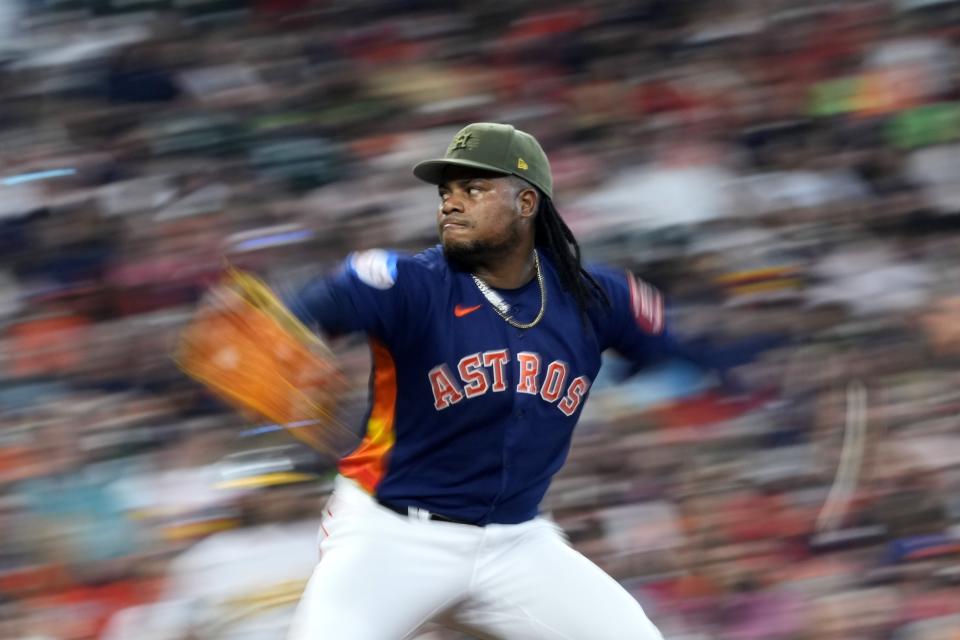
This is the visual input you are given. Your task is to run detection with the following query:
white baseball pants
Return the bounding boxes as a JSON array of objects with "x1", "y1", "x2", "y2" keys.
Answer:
[{"x1": 287, "y1": 476, "x2": 664, "y2": 640}]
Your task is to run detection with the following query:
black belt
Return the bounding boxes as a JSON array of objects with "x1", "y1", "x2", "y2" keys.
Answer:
[{"x1": 377, "y1": 499, "x2": 480, "y2": 527}]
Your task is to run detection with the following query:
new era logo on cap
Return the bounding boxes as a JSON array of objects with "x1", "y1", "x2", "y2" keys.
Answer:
[{"x1": 517, "y1": 158, "x2": 528, "y2": 170}]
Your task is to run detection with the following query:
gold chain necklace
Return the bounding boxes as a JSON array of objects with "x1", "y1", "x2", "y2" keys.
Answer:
[{"x1": 471, "y1": 252, "x2": 546, "y2": 329}]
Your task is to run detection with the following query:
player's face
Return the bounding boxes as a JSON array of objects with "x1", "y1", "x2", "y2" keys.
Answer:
[{"x1": 437, "y1": 168, "x2": 525, "y2": 269}]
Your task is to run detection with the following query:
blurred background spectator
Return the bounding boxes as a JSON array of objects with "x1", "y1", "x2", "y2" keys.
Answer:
[{"x1": 1, "y1": 0, "x2": 960, "y2": 638}]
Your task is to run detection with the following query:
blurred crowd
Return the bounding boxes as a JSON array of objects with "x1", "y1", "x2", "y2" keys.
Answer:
[{"x1": 2, "y1": 0, "x2": 960, "y2": 638}]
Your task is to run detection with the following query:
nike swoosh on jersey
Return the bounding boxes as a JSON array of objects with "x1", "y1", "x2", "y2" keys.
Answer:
[{"x1": 454, "y1": 304, "x2": 482, "y2": 318}]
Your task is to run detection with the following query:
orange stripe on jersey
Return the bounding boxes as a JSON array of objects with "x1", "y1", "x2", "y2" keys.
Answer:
[{"x1": 338, "y1": 339, "x2": 397, "y2": 493}]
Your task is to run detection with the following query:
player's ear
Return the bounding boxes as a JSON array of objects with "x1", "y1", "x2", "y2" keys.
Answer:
[{"x1": 516, "y1": 187, "x2": 538, "y2": 219}]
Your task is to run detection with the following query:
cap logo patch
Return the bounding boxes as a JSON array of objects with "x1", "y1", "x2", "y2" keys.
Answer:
[
  {"x1": 517, "y1": 158, "x2": 528, "y2": 170},
  {"x1": 449, "y1": 133, "x2": 478, "y2": 152}
]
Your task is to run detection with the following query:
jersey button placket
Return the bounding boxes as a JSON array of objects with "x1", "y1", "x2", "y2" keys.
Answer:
[{"x1": 488, "y1": 323, "x2": 525, "y2": 521}]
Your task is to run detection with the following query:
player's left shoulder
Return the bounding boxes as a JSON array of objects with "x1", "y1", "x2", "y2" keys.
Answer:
[{"x1": 587, "y1": 263, "x2": 665, "y2": 336}]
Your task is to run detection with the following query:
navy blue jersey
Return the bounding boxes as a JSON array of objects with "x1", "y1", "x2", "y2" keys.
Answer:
[{"x1": 291, "y1": 246, "x2": 671, "y2": 525}]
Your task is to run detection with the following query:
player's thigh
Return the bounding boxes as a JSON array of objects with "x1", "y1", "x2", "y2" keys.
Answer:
[
  {"x1": 287, "y1": 502, "x2": 475, "y2": 640},
  {"x1": 450, "y1": 521, "x2": 663, "y2": 640}
]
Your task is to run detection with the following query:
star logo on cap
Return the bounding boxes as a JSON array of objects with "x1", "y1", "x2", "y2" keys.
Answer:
[{"x1": 449, "y1": 133, "x2": 478, "y2": 152}]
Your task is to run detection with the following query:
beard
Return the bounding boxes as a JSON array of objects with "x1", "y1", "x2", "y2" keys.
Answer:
[{"x1": 442, "y1": 221, "x2": 523, "y2": 273}]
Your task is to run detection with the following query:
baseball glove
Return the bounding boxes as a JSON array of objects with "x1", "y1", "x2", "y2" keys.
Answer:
[{"x1": 175, "y1": 268, "x2": 349, "y2": 455}]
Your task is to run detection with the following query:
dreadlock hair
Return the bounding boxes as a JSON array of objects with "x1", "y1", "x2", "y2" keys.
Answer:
[{"x1": 533, "y1": 193, "x2": 611, "y2": 322}]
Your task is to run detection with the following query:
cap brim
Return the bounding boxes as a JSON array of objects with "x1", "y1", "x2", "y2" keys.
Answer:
[{"x1": 413, "y1": 158, "x2": 512, "y2": 186}]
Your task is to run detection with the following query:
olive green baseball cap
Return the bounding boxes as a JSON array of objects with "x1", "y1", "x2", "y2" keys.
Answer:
[{"x1": 413, "y1": 123, "x2": 553, "y2": 198}]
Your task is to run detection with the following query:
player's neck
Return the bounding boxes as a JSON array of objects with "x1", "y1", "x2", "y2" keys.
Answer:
[{"x1": 472, "y1": 244, "x2": 537, "y2": 289}]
